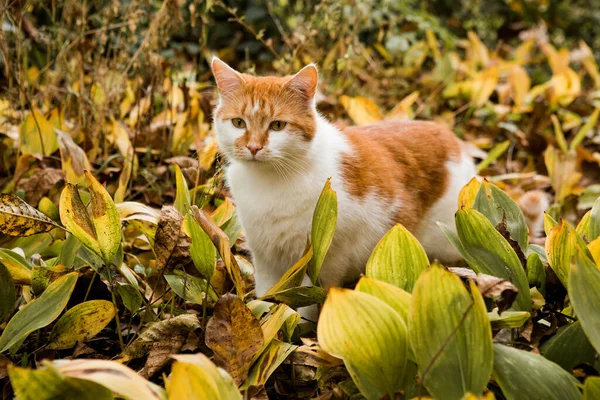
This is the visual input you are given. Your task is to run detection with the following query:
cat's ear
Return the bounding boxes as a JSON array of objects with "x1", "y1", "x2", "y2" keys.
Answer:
[
  {"x1": 286, "y1": 64, "x2": 318, "y2": 99},
  {"x1": 211, "y1": 57, "x2": 244, "y2": 93}
]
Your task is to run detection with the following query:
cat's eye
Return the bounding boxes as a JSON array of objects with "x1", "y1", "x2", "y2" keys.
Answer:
[
  {"x1": 269, "y1": 121, "x2": 287, "y2": 131},
  {"x1": 231, "y1": 118, "x2": 246, "y2": 129}
]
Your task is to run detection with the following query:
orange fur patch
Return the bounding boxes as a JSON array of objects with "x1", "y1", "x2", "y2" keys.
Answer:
[{"x1": 340, "y1": 120, "x2": 462, "y2": 231}]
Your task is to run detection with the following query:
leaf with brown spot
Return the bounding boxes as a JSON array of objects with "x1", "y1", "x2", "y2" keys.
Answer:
[
  {"x1": 205, "y1": 294, "x2": 264, "y2": 386},
  {"x1": 0, "y1": 194, "x2": 61, "y2": 237},
  {"x1": 59, "y1": 184, "x2": 102, "y2": 258},
  {"x1": 16, "y1": 168, "x2": 64, "y2": 205},
  {"x1": 56, "y1": 129, "x2": 92, "y2": 184}
]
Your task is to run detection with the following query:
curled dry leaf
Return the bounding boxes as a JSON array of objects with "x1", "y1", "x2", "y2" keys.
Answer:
[
  {"x1": 0, "y1": 193, "x2": 61, "y2": 236},
  {"x1": 205, "y1": 293, "x2": 264, "y2": 386},
  {"x1": 153, "y1": 205, "x2": 185, "y2": 273},
  {"x1": 56, "y1": 129, "x2": 92, "y2": 184},
  {"x1": 16, "y1": 168, "x2": 64, "y2": 205},
  {"x1": 448, "y1": 267, "x2": 519, "y2": 313}
]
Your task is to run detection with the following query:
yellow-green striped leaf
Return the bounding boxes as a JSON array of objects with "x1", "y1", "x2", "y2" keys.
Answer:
[
  {"x1": 307, "y1": 178, "x2": 337, "y2": 284},
  {"x1": 569, "y1": 248, "x2": 600, "y2": 354},
  {"x1": 355, "y1": 276, "x2": 412, "y2": 322},
  {"x1": 547, "y1": 219, "x2": 592, "y2": 287}
]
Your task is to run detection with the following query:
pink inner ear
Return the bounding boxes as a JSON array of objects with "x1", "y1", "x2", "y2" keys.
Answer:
[
  {"x1": 212, "y1": 59, "x2": 244, "y2": 93},
  {"x1": 287, "y1": 65, "x2": 318, "y2": 98}
]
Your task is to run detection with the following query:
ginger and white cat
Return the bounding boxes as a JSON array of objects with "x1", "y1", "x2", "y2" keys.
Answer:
[{"x1": 211, "y1": 58, "x2": 477, "y2": 297}]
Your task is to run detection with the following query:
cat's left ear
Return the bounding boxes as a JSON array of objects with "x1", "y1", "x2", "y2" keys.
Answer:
[
  {"x1": 286, "y1": 64, "x2": 318, "y2": 99},
  {"x1": 211, "y1": 57, "x2": 244, "y2": 93}
]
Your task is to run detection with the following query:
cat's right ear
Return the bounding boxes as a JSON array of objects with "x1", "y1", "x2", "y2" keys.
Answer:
[{"x1": 211, "y1": 57, "x2": 244, "y2": 93}]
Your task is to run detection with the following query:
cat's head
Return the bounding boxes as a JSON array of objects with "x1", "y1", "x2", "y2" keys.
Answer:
[{"x1": 211, "y1": 58, "x2": 318, "y2": 164}]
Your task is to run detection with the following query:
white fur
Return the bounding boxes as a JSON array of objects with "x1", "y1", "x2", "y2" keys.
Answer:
[{"x1": 215, "y1": 112, "x2": 475, "y2": 297}]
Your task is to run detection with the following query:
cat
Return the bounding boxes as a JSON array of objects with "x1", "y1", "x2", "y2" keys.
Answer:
[{"x1": 211, "y1": 58, "x2": 477, "y2": 298}]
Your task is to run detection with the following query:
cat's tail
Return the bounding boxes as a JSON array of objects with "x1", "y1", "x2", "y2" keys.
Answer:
[{"x1": 517, "y1": 190, "x2": 550, "y2": 238}]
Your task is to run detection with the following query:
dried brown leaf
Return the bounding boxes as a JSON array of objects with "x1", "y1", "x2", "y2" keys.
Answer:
[
  {"x1": 448, "y1": 267, "x2": 518, "y2": 313},
  {"x1": 154, "y1": 206, "x2": 185, "y2": 274},
  {"x1": 16, "y1": 168, "x2": 64, "y2": 205},
  {"x1": 205, "y1": 293, "x2": 264, "y2": 386}
]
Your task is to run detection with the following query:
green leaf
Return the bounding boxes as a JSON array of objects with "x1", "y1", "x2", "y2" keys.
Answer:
[
  {"x1": 168, "y1": 354, "x2": 242, "y2": 400},
  {"x1": 541, "y1": 321, "x2": 596, "y2": 370},
  {"x1": 476, "y1": 139, "x2": 510, "y2": 172},
  {"x1": 472, "y1": 181, "x2": 529, "y2": 252},
  {"x1": 307, "y1": 178, "x2": 337, "y2": 285},
  {"x1": 8, "y1": 365, "x2": 113, "y2": 400},
  {"x1": 584, "y1": 377, "x2": 600, "y2": 400},
  {"x1": 355, "y1": 276, "x2": 412, "y2": 322},
  {"x1": 0, "y1": 261, "x2": 16, "y2": 323},
  {"x1": 56, "y1": 233, "x2": 82, "y2": 269},
  {"x1": 488, "y1": 310, "x2": 530, "y2": 329},
  {"x1": 117, "y1": 284, "x2": 143, "y2": 313},
  {"x1": 526, "y1": 252, "x2": 546, "y2": 295},
  {"x1": 164, "y1": 272, "x2": 217, "y2": 305},
  {"x1": 0, "y1": 248, "x2": 32, "y2": 285},
  {"x1": 569, "y1": 248, "x2": 600, "y2": 354},
  {"x1": 409, "y1": 266, "x2": 493, "y2": 400},
  {"x1": 551, "y1": 114, "x2": 569, "y2": 154},
  {"x1": 265, "y1": 245, "x2": 313, "y2": 295},
  {"x1": 453, "y1": 208, "x2": 531, "y2": 311},
  {"x1": 47, "y1": 300, "x2": 116, "y2": 349},
  {"x1": 184, "y1": 213, "x2": 217, "y2": 280},
  {"x1": 261, "y1": 285, "x2": 326, "y2": 308},
  {"x1": 318, "y1": 288, "x2": 408, "y2": 400},
  {"x1": 365, "y1": 224, "x2": 428, "y2": 292},
  {"x1": 174, "y1": 164, "x2": 191, "y2": 214},
  {"x1": 0, "y1": 194, "x2": 61, "y2": 237},
  {"x1": 492, "y1": 344, "x2": 581, "y2": 400},
  {"x1": 85, "y1": 171, "x2": 122, "y2": 265},
  {"x1": 547, "y1": 219, "x2": 592, "y2": 287},
  {"x1": 0, "y1": 272, "x2": 78, "y2": 352},
  {"x1": 544, "y1": 212, "x2": 558, "y2": 236},
  {"x1": 579, "y1": 197, "x2": 600, "y2": 241},
  {"x1": 243, "y1": 340, "x2": 296, "y2": 389},
  {"x1": 570, "y1": 107, "x2": 600, "y2": 150}
]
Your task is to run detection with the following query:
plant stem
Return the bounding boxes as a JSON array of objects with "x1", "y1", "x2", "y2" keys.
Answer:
[
  {"x1": 105, "y1": 265, "x2": 125, "y2": 350},
  {"x1": 201, "y1": 278, "x2": 210, "y2": 329}
]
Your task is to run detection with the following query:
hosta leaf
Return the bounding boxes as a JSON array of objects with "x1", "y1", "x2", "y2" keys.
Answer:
[
  {"x1": 0, "y1": 194, "x2": 61, "y2": 236},
  {"x1": 544, "y1": 212, "x2": 558, "y2": 236},
  {"x1": 409, "y1": 267, "x2": 492, "y2": 400},
  {"x1": 85, "y1": 171, "x2": 122, "y2": 264},
  {"x1": 184, "y1": 213, "x2": 217, "y2": 280},
  {"x1": 569, "y1": 248, "x2": 600, "y2": 354},
  {"x1": 458, "y1": 177, "x2": 481, "y2": 209},
  {"x1": 0, "y1": 261, "x2": 16, "y2": 323},
  {"x1": 365, "y1": 224, "x2": 428, "y2": 292},
  {"x1": 55, "y1": 359, "x2": 166, "y2": 400},
  {"x1": 585, "y1": 377, "x2": 600, "y2": 400},
  {"x1": 19, "y1": 109, "x2": 58, "y2": 156},
  {"x1": 547, "y1": 219, "x2": 592, "y2": 287},
  {"x1": 60, "y1": 184, "x2": 102, "y2": 258},
  {"x1": 540, "y1": 321, "x2": 596, "y2": 370},
  {"x1": 472, "y1": 180, "x2": 529, "y2": 252},
  {"x1": 453, "y1": 208, "x2": 531, "y2": 311},
  {"x1": 492, "y1": 344, "x2": 581, "y2": 400},
  {"x1": 526, "y1": 252, "x2": 546, "y2": 294},
  {"x1": 117, "y1": 284, "x2": 143, "y2": 313},
  {"x1": 578, "y1": 197, "x2": 600, "y2": 241},
  {"x1": 355, "y1": 276, "x2": 412, "y2": 322},
  {"x1": 164, "y1": 272, "x2": 217, "y2": 305},
  {"x1": 168, "y1": 354, "x2": 241, "y2": 400},
  {"x1": 318, "y1": 288, "x2": 408, "y2": 400},
  {"x1": 0, "y1": 249, "x2": 32, "y2": 285},
  {"x1": 174, "y1": 164, "x2": 191, "y2": 214},
  {"x1": 47, "y1": 300, "x2": 116, "y2": 349},
  {"x1": 205, "y1": 294, "x2": 264, "y2": 386},
  {"x1": 308, "y1": 178, "x2": 337, "y2": 285},
  {"x1": 8, "y1": 365, "x2": 113, "y2": 400},
  {"x1": 0, "y1": 272, "x2": 78, "y2": 352},
  {"x1": 243, "y1": 340, "x2": 296, "y2": 389},
  {"x1": 261, "y1": 285, "x2": 326, "y2": 308},
  {"x1": 488, "y1": 310, "x2": 530, "y2": 329}
]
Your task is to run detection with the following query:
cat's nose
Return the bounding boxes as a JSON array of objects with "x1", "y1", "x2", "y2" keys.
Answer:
[{"x1": 246, "y1": 144, "x2": 263, "y2": 155}]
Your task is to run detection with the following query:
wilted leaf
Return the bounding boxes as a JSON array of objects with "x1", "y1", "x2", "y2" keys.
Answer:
[
  {"x1": 85, "y1": 171, "x2": 122, "y2": 264},
  {"x1": 492, "y1": 344, "x2": 581, "y2": 400},
  {"x1": 458, "y1": 178, "x2": 481, "y2": 209},
  {"x1": 409, "y1": 267, "x2": 492, "y2": 400},
  {"x1": 0, "y1": 194, "x2": 61, "y2": 236},
  {"x1": 0, "y1": 262, "x2": 16, "y2": 323},
  {"x1": 154, "y1": 205, "x2": 184, "y2": 273},
  {"x1": 168, "y1": 354, "x2": 241, "y2": 400},
  {"x1": 59, "y1": 184, "x2": 103, "y2": 258},
  {"x1": 0, "y1": 272, "x2": 78, "y2": 352},
  {"x1": 264, "y1": 245, "x2": 313, "y2": 295},
  {"x1": 544, "y1": 145, "x2": 581, "y2": 202},
  {"x1": 259, "y1": 303, "x2": 300, "y2": 346},
  {"x1": 339, "y1": 96, "x2": 383, "y2": 125},
  {"x1": 540, "y1": 321, "x2": 596, "y2": 370},
  {"x1": 0, "y1": 249, "x2": 32, "y2": 285},
  {"x1": 318, "y1": 288, "x2": 408, "y2": 400},
  {"x1": 569, "y1": 248, "x2": 600, "y2": 354},
  {"x1": 205, "y1": 294, "x2": 264, "y2": 386},
  {"x1": 243, "y1": 340, "x2": 296, "y2": 389},
  {"x1": 31, "y1": 264, "x2": 68, "y2": 295},
  {"x1": 55, "y1": 359, "x2": 166, "y2": 400},
  {"x1": 47, "y1": 300, "x2": 116, "y2": 349},
  {"x1": 308, "y1": 178, "x2": 337, "y2": 285},
  {"x1": 56, "y1": 129, "x2": 92, "y2": 184},
  {"x1": 16, "y1": 168, "x2": 64, "y2": 205},
  {"x1": 211, "y1": 197, "x2": 235, "y2": 227},
  {"x1": 366, "y1": 223, "x2": 428, "y2": 292},
  {"x1": 8, "y1": 365, "x2": 113, "y2": 400}
]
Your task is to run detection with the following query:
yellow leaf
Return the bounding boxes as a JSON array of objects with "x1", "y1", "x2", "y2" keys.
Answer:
[
  {"x1": 471, "y1": 66, "x2": 498, "y2": 107},
  {"x1": 56, "y1": 129, "x2": 92, "y2": 184},
  {"x1": 467, "y1": 31, "x2": 490, "y2": 70},
  {"x1": 551, "y1": 115, "x2": 569, "y2": 154},
  {"x1": 91, "y1": 83, "x2": 106, "y2": 106},
  {"x1": 509, "y1": 65, "x2": 530, "y2": 107},
  {"x1": 308, "y1": 178, "x2": 338, "y2": 284},
  {"x1": 458, "y1": 178, "x2": 482, "y2": 209},
  {"x1": 588, "y1": 237, "x2": 600, "y2": 266},
  {"x1": 85, "y1": 171, "x2": 122, "y2": 264},
  {"x1": 546, "y1": 220, "x2": 591, "y2": 287},
  {"x1": 199, "y1": 136, "x2": 219, "y2": 170},
  {"x1": 514, "y1": 39, "x2": 535, "y2": 64},
  {"x1": 211, "y1": 197, "x2": 234, "y2": 227},
  {"x1": 544, "y1": 146, "x2": 582, "y2": 201},
  {"x1": 386, "y1": 91, "x2": 419, "y2": 120},
  {"x1": 339, "y1": 95, "x2": 383, "y2": 125},
  {"x1": 0, "y1": 194, "x2": 61, "y2": 237},
  {"x1": 19, "y1": 109, "x2": 58, "y2": 156},
  {"x1": 59, "y1": 184, "x2": 102, "y2": 258}
]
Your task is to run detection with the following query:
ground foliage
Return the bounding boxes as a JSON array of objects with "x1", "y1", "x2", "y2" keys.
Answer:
[{"x1": 1, "y1": 0, "x2": 600, "y2": 399}]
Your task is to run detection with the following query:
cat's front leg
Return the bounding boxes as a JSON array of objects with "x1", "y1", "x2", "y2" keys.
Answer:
[{"x1": 252, "y1": 252, "x2": 281, "y2": 298}]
